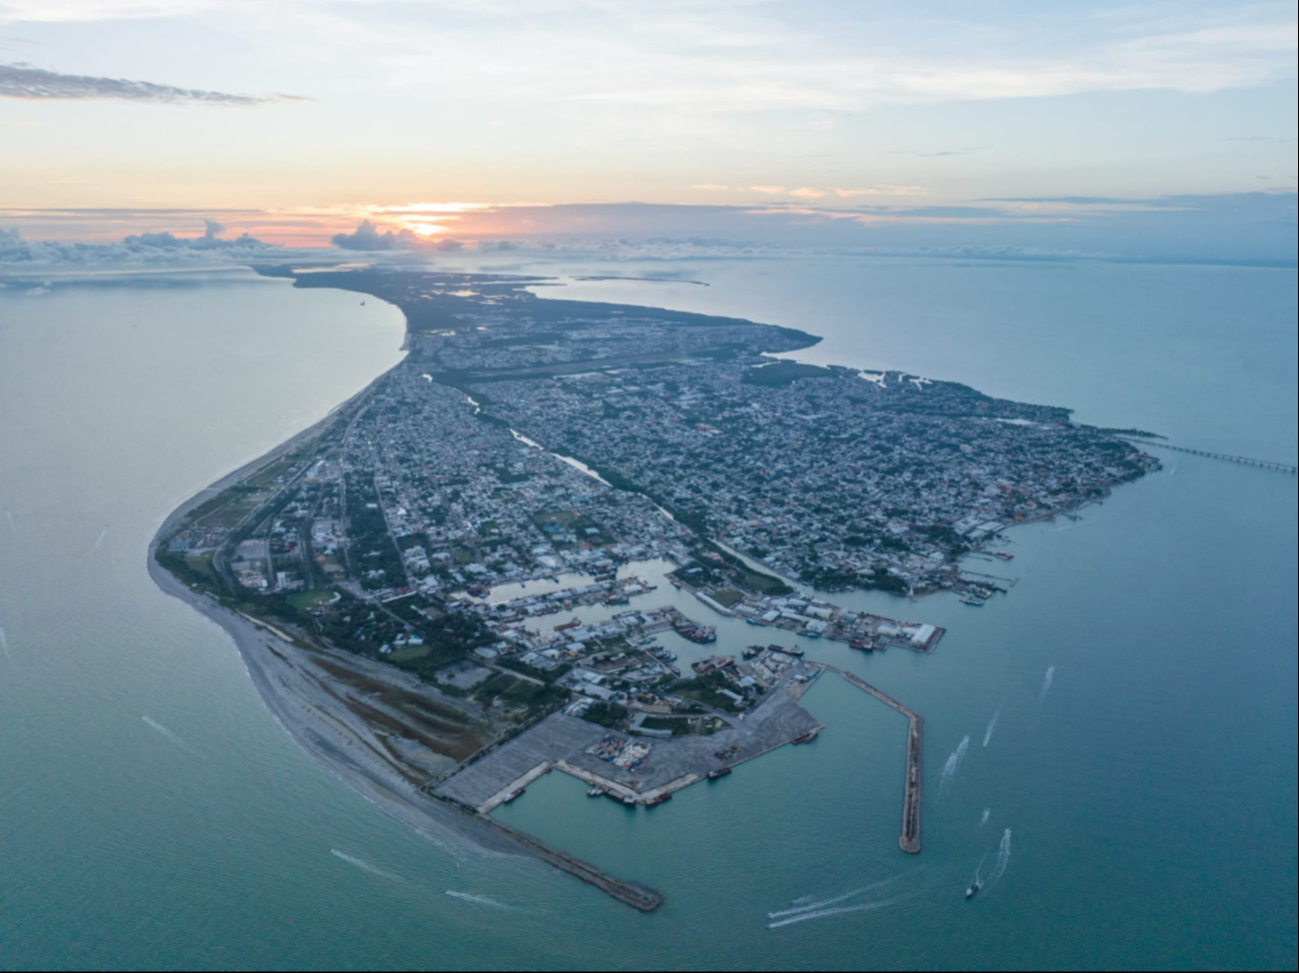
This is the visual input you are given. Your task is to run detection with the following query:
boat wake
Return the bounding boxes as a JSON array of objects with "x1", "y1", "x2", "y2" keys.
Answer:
[
  {"x1": 0, "y1": 624, "x2": 11, "y2": 667},
  {"x1": 982, "y1": 707, "x2": 1002, "y2": 747},
  {"x1": 940, "y1": 734, "x2": 970, "y2": 788},
  {"x1": 141, "y1": 715, "x2": 200, "y2": 756},
  {"x1": 1039, "y1": 666, "x2": 1055, "y2": 701},
  {"x1": 980, "y1": 807, "x2": 991, "y2": 825},
  {"x1": 985, "y1": 829, "x2": 1012, "y2": 889},
  {"x1": 331, "y1": 849, "x2": 408, "y2": 885},
  {"x1": 445, "y1": 890, "x2": 516, "y2": 910},
  {"x1": 767, "y1": 875, "x2": 909, "y2": 929},
  {"x1": 767, "y1": 897, "x2": 905, "y2": 929}
]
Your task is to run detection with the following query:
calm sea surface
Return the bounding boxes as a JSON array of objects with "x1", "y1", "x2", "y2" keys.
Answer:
[{"x1": 0, "y1": 260, "x2": 1294, "y2": 970}]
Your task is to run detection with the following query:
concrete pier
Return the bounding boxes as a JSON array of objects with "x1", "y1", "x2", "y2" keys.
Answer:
[
  {"x1": 823, "y1": 665, "x2": 923, "y2": 854},
  {"x1": 428, "y1": 791, "x2": 663, "y2": 912}
]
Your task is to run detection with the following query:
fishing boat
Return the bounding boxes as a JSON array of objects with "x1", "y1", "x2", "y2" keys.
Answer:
[
  {"x1": 586, "y1": 786, "x2": 605, "y2": 798},
  {"x1": 706, "y1": 767, "x2": 732, "y2": 781},
  {"x1": 965, "y1": 882, "x2": 979, "y2": 900}
]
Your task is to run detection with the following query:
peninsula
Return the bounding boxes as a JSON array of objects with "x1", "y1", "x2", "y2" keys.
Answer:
[{"x1": 151, "y1": 266, "x2": 1158, "y2": 908}]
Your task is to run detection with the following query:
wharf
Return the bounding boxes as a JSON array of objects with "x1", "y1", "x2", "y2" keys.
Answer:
[
  {"x1": 435, "y1": 686, "x2": 822, "y2": 811},
  {"x1": 822, "y1": 665, "x2": 923, "y2": 854}
]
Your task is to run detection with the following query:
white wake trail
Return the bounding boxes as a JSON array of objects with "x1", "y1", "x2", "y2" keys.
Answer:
[
  {"x1": 768, "y1": 897, "x2": 905, "y2": 929},
  {"x1": 1039, "y1": 666, "x2": 1055, "y2": 700},
  {"x1": 141, "y1": 715, "x2": 200, "y2": 756},
  {"x1": 985, "y1": 829, "x2": 1013, "y2": 889},
  {"x1": 445, "y1": 890, "x2": 515, "y2": 910},
  {"x1": 331, "y1": 849, "x2": 407, "y2": 884},
  {"x1": 940, "y1": 734, "x2": 971, "y2": 787},
  {"x1": 983, "y1": 706, "x2": 1002, "y2": 747},
  {"x1": 980, "y1": 807, "x2": 991, "y2": 825},
  {"x1": 769, "y1": 878, "x2": 903, "y2": 919}
]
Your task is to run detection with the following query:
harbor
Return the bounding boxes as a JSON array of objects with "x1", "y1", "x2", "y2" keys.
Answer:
[{"x1": 433, "y1": 666, "x2": 826, "y2": 813}]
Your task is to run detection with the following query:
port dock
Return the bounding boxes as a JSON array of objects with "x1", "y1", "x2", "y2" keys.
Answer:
[{"x1": 822, "y1": 665, "x2": 923, "y2": 854}]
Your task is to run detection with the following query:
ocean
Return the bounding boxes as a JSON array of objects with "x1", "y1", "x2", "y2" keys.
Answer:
[{"x1": 0, "y1": 258, "x2": 1294, "y2": 970}]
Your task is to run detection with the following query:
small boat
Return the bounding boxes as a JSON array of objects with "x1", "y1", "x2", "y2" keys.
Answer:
[
  {"x1": 621, "y1": 794, "x2": 637, "y2": 806},
  {"x1": 707, "y1": 767, "x2": 732, "y2": 781},
  {"x1": 587, "y1": 786, "x2": 605, "y2": 798},
  {"x1": 501, "y1": 788, "x2": 525, "y2": 804},
  {"x1": 965, "y1": 882, "x2": 979, "y2": 900}
]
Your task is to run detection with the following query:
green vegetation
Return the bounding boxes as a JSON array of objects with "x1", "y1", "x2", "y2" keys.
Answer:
[
  {"x1": 708, "y1": 586, "x2": 745, "y2": 608},
  {"x1": 581, "y1": 701, "x2": 629, "y2": 727},
  {"x1": 287, "y1": 589, "x2": 336, "y2": 610},
  {"x1": 388, "y1": 643, "x2": 432, "y2": 663},
  {"x1": 674, "y1": 673, "x2": 744, "y2": 712},
  {"x1": 741, "y1": 361, "x2": 836, "y2": 386}
]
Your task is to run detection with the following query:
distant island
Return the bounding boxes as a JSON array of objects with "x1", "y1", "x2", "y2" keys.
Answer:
[{"x1": 150, "y1": 266, "x2": 1158, "y2": 910}]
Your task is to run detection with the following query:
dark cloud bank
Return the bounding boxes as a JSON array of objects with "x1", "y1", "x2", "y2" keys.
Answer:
[{"x1": 0, "y1": 62, "x2": 293, "y2": 105}]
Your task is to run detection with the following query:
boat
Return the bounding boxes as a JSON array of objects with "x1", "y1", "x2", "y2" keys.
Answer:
[
  {"x1": 792, "y1": 728, "x2": 819, "y2": 745},
  {"x1": 621, "y1": 794, "x2": 637, "y2": 806},
  {"x1": 586, "y1": 786, "x2": 605, "y2": 798},
  {"x1": 645, "y1": 792, "x2": 673, "y2": 807},
  {"x1": 769, "y1": 644, "x2": 803, "y2": 657},
  {"x1": 965, "y1": 882, "x2": 979, "y2": 899},
  {"x1": 961, "y1": 596, "x2": 986, "y2": 607},
  {"x1": 500, "y1": 788, "x2": 525, "y2": 804},
  {"x1": 707, "y1": 767, "x2": 732, "y2": 781}
]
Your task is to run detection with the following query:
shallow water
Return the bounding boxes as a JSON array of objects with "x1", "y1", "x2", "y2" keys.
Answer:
[{"x1": 0, "y1": 261, "x2": 1294, "y2": 969}]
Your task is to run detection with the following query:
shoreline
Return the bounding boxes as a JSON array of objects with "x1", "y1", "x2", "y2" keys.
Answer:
[
  {"x1": 145, "y1": 265, "x2": 1158, "y2": 914},
  {"x1": 146, "y1": 382, "x2": 664, "y2": 912}
]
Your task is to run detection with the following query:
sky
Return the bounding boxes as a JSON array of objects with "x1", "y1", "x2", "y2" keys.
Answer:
[{"x1": 0, "y1": 1, "x2": 1295, "y2": 258}]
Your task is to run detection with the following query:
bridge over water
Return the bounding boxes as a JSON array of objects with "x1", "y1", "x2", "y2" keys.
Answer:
[{"x1": 1123, "y1": 438, "x2": 1296, "y2": 475}]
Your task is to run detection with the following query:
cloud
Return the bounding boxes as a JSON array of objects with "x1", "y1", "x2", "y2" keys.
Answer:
[
  {"x1": 330, "y1": 220, "x2": 419, "y2": 251},
  {"x1": 0, "y1": 222, "x2": 279, "y2": 266},
  {"x1": 331, "y1": 220, "x2": 474, "y2": 252},
  {"x1": 0, "y1": 62, "x2": 295, "y2": 104}
]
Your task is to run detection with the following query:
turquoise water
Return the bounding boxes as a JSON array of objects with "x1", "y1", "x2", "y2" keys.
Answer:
[{"x1": 0, "y1": 261, "x2": 1294, "y2": 969}]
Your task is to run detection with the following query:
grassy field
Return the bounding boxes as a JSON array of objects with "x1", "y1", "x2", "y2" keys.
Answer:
[
  {"x1": 389, "y1": 644, "x2": 432, "y2": 663},
  {"x1": 287, "y1": 589, "x2": 337, "y2": 610}
]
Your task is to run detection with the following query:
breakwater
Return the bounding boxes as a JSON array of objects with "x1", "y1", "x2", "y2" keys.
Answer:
[
  {"x1": 822, "y1": 666, "x2": 923, "y2": 854},
  {"x1": 429, "y1": 792, "x2": 663, "y2": 912}
]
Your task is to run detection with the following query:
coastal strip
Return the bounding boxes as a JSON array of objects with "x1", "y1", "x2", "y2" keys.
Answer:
[
  {"x1": 147, "y1": 407, "x2": 664, "y2": 913},
  {"x1": 822, "y1": 666, "x2": 923, "y2": 854}
]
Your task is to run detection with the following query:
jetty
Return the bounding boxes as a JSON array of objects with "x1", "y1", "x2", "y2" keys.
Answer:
[
  {"x1": 823, "y1": 665, "x2": 923, "y2": 854},
  {"x1": 428, "y1": 790, "x2": 662, "y2": 911},
  {"x1": 1122, "y1": 437, "x2": 1297, "y2": 475}
]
